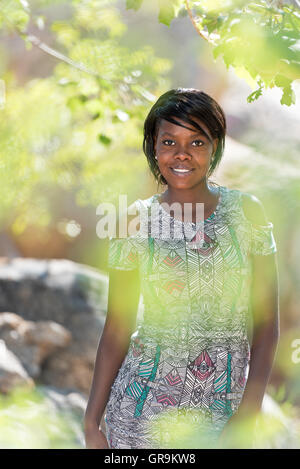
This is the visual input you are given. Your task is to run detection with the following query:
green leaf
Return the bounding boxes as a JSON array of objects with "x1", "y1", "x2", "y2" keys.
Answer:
[
  {"x1": 203, "y1": 16, "x2": 219, "y2": 34},
  {"x1": 98, "y1": 134, "x2": 112, "y2": 145},
  {"x1": 1, "y1": 8, "x2": 29, "y2": 33},
  {"x1": 158, "y1": 0, "x2": 182, "y2": 27},
  {"x1": 126, "y1": 0, "x2": 144, "y2": 11},
  {"x1": 274, "y1": 74, "x2": 292, "y2": 88},
  {"x1": 212, "y1": 44, "x2": 223, "y2": 60},
  {"x1": 281, "y1": 85, "x2": 296, "y2": 106},
  {"x1": 247, "y1": 82, "x2": 264, "y2": 103}
]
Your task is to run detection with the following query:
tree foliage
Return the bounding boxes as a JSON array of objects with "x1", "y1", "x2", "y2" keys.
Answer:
[
  {"x1": 0, "y1": 0, "x2": 299, "y2": 235},
  {"x1": 0, "y1": 0, "x2": 172, "y2": 229},
  {"x1": 126, "y1": 0, "x2": 300, "y2": 105}
]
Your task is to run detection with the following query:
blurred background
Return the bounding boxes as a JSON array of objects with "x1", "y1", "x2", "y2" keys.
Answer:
[{"x1": 0, "y1": 0, "x2": 299, "y2": 448}]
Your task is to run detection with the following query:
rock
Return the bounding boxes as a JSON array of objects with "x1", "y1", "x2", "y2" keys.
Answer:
[
  {"x1": 0, "y1": 312, "x2": 23, "y2": 329},
  {"x1": 0, "y1": 258, "x2": 139, "y2": 395},
  {"x1": 0, "y1": 312, "x2": 71, "y2": 378},
  {"x1": 38, "y1": 384, "x2": 87, "y2": 417},
  {"x1": 0, "y1": 339, "x2": 34, "y2": 393},
  {"x1": 40, "y1": 313, "x2": 105, "y2": 395},
  {"x1": 0, "y1": 258, "x2": 108, "y2": 393},
  {"x1": 24, "y1": 320, "x2": 72, "y2": 361},
  {"x1": 0, "y1": 258, "x2": 108, "y2": 325}
]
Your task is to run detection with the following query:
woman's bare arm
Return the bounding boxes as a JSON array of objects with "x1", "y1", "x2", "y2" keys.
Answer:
[
  {"x1": 220, "y1": 194, "x2": 279, "y2": 448},
  {"x1": 238, "y1": 193, "x2": 280, "y2": 415},
  {"x1": 84, "y1": 264, "x2": 140, "y2": 436},
  {"x1": 238, "y1": 250, "x2": 279, "y2": 415}
]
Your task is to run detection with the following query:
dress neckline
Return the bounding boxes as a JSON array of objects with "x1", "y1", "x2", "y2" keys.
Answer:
[{"x1": 151, "y1": 185, "x2": 225, "y2": 226}]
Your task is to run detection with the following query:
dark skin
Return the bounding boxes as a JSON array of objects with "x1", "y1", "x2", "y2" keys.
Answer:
[
  {"x1": 154, "y1": 116, "x2": 219, "y2": 221},
  {"x1": 84, "y1": 258, "x2": 140, "y2": 448},
  {"x1": 84, "y1": 115, "x2": 279, "y2": 449},
  {"x1": 219, "y1": 194, "x2": 279, "y2": 448}
]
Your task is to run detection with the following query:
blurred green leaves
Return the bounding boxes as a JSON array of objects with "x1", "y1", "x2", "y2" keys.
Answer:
[
  {"x1": 0, "y1": 0, "x2": 298, "y2": 237},
  {"x1": 157, "y1": 0, "x2": 185, "y2": 26},
  {"x1": 0, "y1": 386, "x2": 82, "y2": 449},
  {"x1": 126, "y1": 0, "x2": 185, "y2": 26},
  {"x1": 0, "y1": 0, "x2": 30, "y2": 33},
  {"x1": 126, "y1": 0, "x2": 144, "y2": 12},
  {"x1": 145, "y1": 404, "x2": 299, "y2": 448},
  {"x1": 0, "y1": 0, "x2": 172, "y2": 228}
]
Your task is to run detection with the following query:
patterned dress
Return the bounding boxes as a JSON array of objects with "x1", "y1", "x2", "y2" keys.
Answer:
[{"x1": 104, "y1": 184, "x2": 277, "y2": 449}]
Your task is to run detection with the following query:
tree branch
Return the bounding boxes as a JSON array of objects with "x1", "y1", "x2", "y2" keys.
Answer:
[
  {"x1": 26, "y1": 34, "x2": 99, "y2": 78},
  {"x1": 1, "y1": 3, "x2": 100, "y2": 79},
  {"x1": 184, "y1": 0, "x2": 209, "y2": 42}
]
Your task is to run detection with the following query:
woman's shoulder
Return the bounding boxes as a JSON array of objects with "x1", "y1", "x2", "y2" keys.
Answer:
[
  {"x1": 114, "y1": 198, "x2": 142, "y2": 239},
  {"x1": 223, "y1": 186, "x2": 269, "y2": 226},
  {"x1": 114, "y1": 195, "x2": 155, "y2": 239},
  {"x1": 239, "y1": 191, "x2": 268, "y2": 226}
]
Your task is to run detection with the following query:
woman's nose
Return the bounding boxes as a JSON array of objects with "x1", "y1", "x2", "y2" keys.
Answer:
[
  {"x1": 174, "y1": 151, "x2": 192, "y2": 160},
  {"x1": 173, "y1": 143, "x2": 192, "y2": 159}
]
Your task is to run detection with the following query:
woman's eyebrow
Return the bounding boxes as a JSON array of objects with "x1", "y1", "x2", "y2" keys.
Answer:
[{"x1": 161, "y1": 131, "x2": 208, "y2": 138}]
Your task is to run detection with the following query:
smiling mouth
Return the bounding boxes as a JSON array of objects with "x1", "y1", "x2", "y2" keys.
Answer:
[{"x1": 170, "y1": 168, "x2": 194, "y2": 175}]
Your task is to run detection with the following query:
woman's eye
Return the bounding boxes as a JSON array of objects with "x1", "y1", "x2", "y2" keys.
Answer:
[{"x1": 162, "y1": 139, "x2": 204, "y2": 146}]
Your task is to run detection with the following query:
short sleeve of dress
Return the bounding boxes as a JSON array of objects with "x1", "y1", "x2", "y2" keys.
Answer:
[
  {"x1": 250, "y1": 221, "x2": 277, "y2": 256},
  {"x1": 106, "y1": 198, "x2": 141, "y2": 271},
  {"x1": 107, "y1": 235, "x2": 139, "y2": 271}
]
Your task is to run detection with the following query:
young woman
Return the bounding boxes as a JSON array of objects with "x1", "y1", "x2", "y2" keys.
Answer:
[{"x1": 84, "y1": 88, "x2": 279, "y2": 449}]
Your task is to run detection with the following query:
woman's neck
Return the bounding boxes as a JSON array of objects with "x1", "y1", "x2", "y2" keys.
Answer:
[
  {"x1": 159, "y1": 182, "x2": 218, "y2": 205},
  {"x1": 158, "y1": 182, "x2": 221, "y2": 223}
]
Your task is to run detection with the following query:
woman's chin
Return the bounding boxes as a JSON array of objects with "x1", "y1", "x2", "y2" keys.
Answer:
[{"x1": 163, "y1": 176, "x2": 206, "y2": 190}]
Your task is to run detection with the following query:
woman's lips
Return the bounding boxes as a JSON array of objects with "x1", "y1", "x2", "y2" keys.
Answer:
[{"x1": 170, "y1": 167, "x2": 195, "y2": 176}]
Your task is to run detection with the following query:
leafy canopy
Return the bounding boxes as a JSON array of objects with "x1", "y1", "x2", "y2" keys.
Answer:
[
  {"x1": 126, "y1": 0, "x2": 300, "y2": 106},
  {"x1": 0, "y1": 0, "x2": 172, "y2": 228}
]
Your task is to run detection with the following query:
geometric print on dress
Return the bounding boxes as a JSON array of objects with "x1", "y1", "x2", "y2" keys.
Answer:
[
  {"x1": 209, "y1": 350, "x2": 234, "y2": 426},
  {"x1": 156, "y1": 393, "x2": 177, "y2": 407},
  {"x1": 127, "y1": 249, "x2": 138, "y2": 265},
  {"x1": 161, "y1": 250, "x2": 186, "y2": 298},
  {"x1": 188, "y1": 350, "x2": 215, "y2": 381},
  {"x1": 163, "y1": 279, "x2": 185, "y2": 296},
  {"x1": 165, "y1": 368, "x2": 183, "y2": 386},
  {"x1": 162, "y1": 251, "x2": 185, "y2": 268},
  {"x1": 132, "y1": 336, "x2": 145, "y2": 358},
  {"x1": 210, "y1": 349, "x2": 230, "y2": 414},
  {"x1": 187, "y1": 230, "x2": 217, "y2": 256},
  {"x1": 175, "y1": 351, "x2": 216, "y2": 411},
  {"x1": 124, "y1": 345, "x2": 161, "y2": 418},
  {"x1": 155, "y1": 368, "x2": 183, "y2": 408},
  {"x1": 160, "y1": 251, "x2": 186, "y2": 297},
  {"x1": 126, "y1": 357, "x2": 154, "y2": 399}
]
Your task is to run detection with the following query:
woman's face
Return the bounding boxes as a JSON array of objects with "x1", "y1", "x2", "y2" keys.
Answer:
[{"x1": 153, "y1": 115, "x2": 218, "y2": 190}]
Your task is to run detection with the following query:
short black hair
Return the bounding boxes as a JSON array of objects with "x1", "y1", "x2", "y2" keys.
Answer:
[{"x1": 143, "y1": 88, "x2": 226, "y2": 186}]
